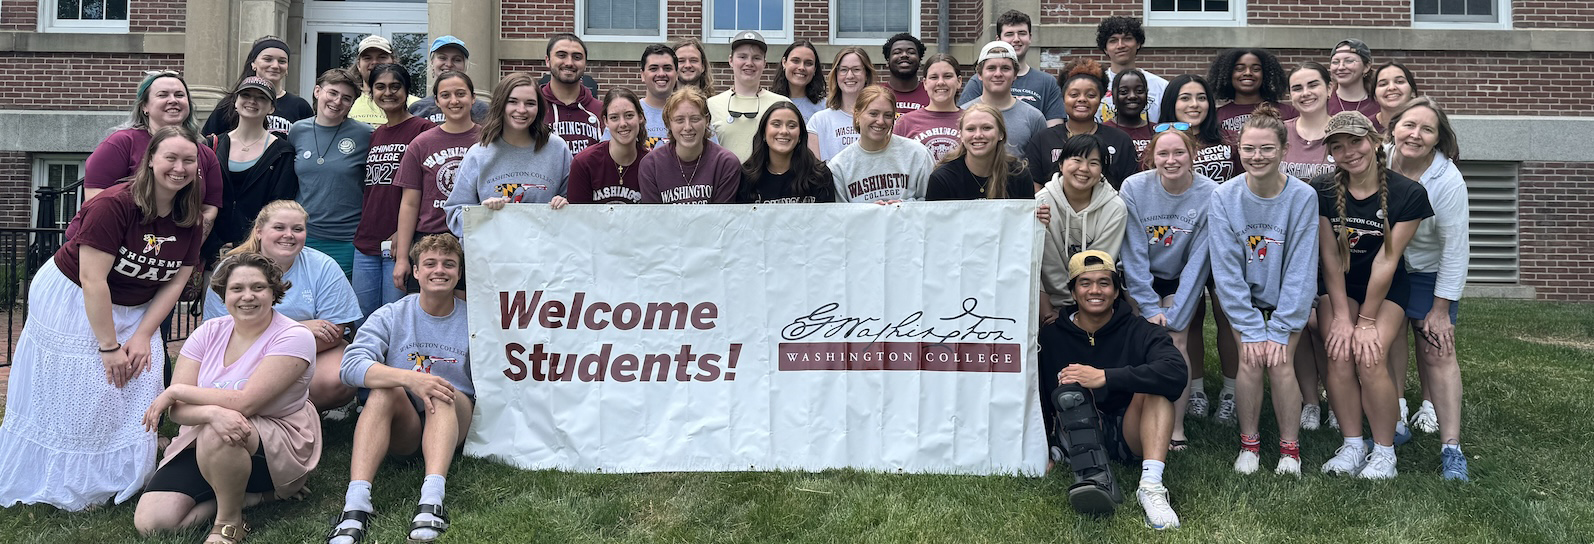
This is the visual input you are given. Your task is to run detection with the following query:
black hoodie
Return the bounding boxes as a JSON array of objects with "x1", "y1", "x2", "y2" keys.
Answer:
[
  {"x1": 202, "y1": 134, "x2": 300, "y2": 260},
  {"x1": 1037, "y1": 297, "x2": 1187, "y2": 446}
]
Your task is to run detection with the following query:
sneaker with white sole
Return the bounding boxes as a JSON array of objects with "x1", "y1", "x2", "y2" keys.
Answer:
[
  {"x1": 1187, "y1": 391, "x2": 1209, "y2": 418},
  {"x1": 1275, "y1": 456, "x2": 1302, "y2": 476},
  {"x1": 1233, "y1": 450, "x2": 1260, "y2": 474},
  {"x1": 1411, "y1": 401, "x2": 1439, "y2": 433},
  {"x1": 1356, "y1": 449, "x2": 1398, "y2": 480},
  {"x1": 1300, "y1": 404, "x2": 1321, "y2": 431},
  {"x1": 1214, "y1": 392, "x2": 1237, "y2": 425},
  {"x1": 1326, "y1": 408, "x2": 1340, "y2": 430},
  {"x1": 1440, "y1": 448, "x2": 1470, "y2": 482},
  {"x1": 323, "y1": 397, "x2": 359, "y2": 421},
  {"x1": 1394, "y1": 422, "x2": 1413, "y2": 447},
  {"x1": 1398, "y1": 398, "x2": 1410, "y2": 424},
  {"x1": 1137, "y1": 483, "x2": 1181, "y2": 530},
  {"x1": 1321, "y1": 444, "x2": 1367, "y2": 475}
]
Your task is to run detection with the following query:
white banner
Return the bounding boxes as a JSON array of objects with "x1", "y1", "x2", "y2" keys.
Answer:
[{"x1": 462, "y1": 202, "x2": 1047, "y2": 475}]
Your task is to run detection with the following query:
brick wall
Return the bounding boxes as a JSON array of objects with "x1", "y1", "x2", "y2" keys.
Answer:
[
  {"x1": 1249, "y1": 0, "x2": 1407, "y2": 26},
  {"x1": 1039, "y1": 0, "x2": 1137, "y2": 25},
  {"x1": 506, "y1": 0, "x2": 981, "y2": 45},
  {"x1": 130, "y1": 0, "x2": 185, "y2": 33},
  {"x1": 1515, "y1": 1, "x2": 1594, "y2": 29},
  {"x1": 0, "y1": 152, "x2": 30, "y2": 229},
  {"x1": 1517, "y1": 162, "x2": 1594, "y2": 301},
  {"x1": 0, "y1": 53, "x2": 185, "y2": 110},
  {"x1": 0, "y1": 0, "x2": 35, "y2": 30}
]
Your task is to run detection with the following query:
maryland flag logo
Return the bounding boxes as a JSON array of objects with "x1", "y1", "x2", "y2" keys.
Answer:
[
  {"x1": 642, "y1": 136, "x2": 666, "y2": 151},
  {"x1": 1341, "y1": 226, "x2": 1383, "y2": 247},
  {"x1": 1246, "y1": 235, "x2": 1284, "y2": 263},
  {"x1": 142, "y1": 234, "x2": 176, "y2": 254},
  {"x1": 494, "y1": 183, "x2": 522, "y2": 198},
  {"x1": 407, "y1": 352, "x2": 458, "y2": 374},
  {"x1": 1146, "y1": 226, "x2": 1192, "y2": 247}
]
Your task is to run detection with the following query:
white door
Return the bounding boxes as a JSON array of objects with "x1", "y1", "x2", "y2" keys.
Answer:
[{"x1": 300, "y1": 2, "x2": 429, "y2": 97}]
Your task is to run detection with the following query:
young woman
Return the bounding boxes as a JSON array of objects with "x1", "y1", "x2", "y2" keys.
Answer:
[
  {"x1": 894, "y1": 53, "x2": 964, "y2": 162},
  {"x1": 202, "y1": 36, "x2": 315, "y2": 136},
  {"x1": 1035, "y1": 134, "x2": 1127, "y2": 324},
  {"x1": 739, "y1": 101, "x2": 835, "y2": 203},
  {"x1": 927, "y1": 103, "x2": 1034, "y2": 200},
  {"x1": 1208, "y1": 48, "x2": 1296, "y2": 142},
  {"x1": 1327, "y1": 39, "x2": 1379, "y2": 121},
  {"x1": 354, "y1": 64, "x2": 435, "y2": 317},
  {"x1": 289, "y1": 68, "x2": 374, "y2": 278},
  {"x1": 808, "y1": 47, "x2": 876, "y2": 161},
  {"x1": 638, "y1": 87, "x2": 742, "y2": 204},
  {"x1": 444, "y1": 72, "x2": 572, "y2": 236},
  {"x1": 673, "y1": 38, "x2": 714, "y2": 96},
  {"x1": 394, "y1": 71, "x2": 480, "y2": 293},
  {"x1": 1023, "y1": 59, "x2": 1138, "y2": 189},
  {"x1": 1209, "y1": 105, "x2": 1317, "y2": 476},
  {"x1": 1118, "y1": 129, "x2": 1217, "y2": 450},
  {"x1": 0, "y1": 127, "x2": 203, "y2": 510},
  {"x1": 1102, "y1": 69, "x2": 1155, "y2": 158},
  {"x1": 569, "y1": 88, "x2": 651, "y2": 204},
  {"x1": 773, "y1": 40, "x2": 826, "y2": 121},
  {"x1": 79, "y1": 71, "x2": 221, "y2": 231},
  {"x1": 828, "y1": 85, "x2": 936, "y2": 203},
  {"x1": 1386, "y1": 97, "x2": 1470, "y2": 480},
  {"x1": 1314, "y1": 111, "x2": 1434, "y2": 480},
  {"x1": 1282, "y1": 62, "x2": 1338, "y2": 181},
  {"x1": 134, "y1": 253, "x2": 320, "y2": 544},
  {"x1": 1373, "y1": 62, "x2": 1421, "y2": 131},
  {"x1": 203, "y1": 76, "x2": 300, "y2": 263},
  {"x1": 1159, "y1": 75, "x2": 1239, "y2": 183}
]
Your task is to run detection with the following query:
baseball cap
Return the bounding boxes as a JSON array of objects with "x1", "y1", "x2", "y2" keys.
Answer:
[
  {"x1": 430, "y1": 35, "x2": 470, "y2": 58},
  {"x1": 1068, "y1": 250, "x2": 1117, "y2": 281},
  {"x1": 977, "y1": 41, "x2": 1018, "y2": 64},
  {"x1": 357, "y1": 35, "x2": 393, "y2": 55},
  {"x1": 234, "y1": 76, "x2": 274, "y2": 97},
  {"x1": 1323, "y1": 111, "x2": 1377, "y2": 140},
  {"x1": 731, "y1": 30, "x2": 767, "y2": 52},
  {"x1": 1331, "y1": 38, "x2": 1372, "y2": 63}
]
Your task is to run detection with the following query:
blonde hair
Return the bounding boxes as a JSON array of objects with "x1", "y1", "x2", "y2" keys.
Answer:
[
  {"x1": 1328, "y1": 131, "x2": 1391, "y2": 273},
  {"x1": 939, "y1": 102, "x2": 1027, "y2": 199},
  {"x1": 227, "y1": 200, "x2": 307, "y2": 258},
  {"x1": 850, "y1": 85, "x2": 897, "y2": 133}
]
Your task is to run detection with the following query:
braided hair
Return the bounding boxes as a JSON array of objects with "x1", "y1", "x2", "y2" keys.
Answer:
[{"x1": 1329, "y1": 136, "x2": 1392, "y2": 273}]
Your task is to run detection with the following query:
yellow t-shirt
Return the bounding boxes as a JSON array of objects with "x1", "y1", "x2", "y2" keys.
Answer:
[
  {"x1": 349, "y1": 94, "x2": 420, "y2": 128},
  {"x1": 706, "y1": 89, "x2": 789, "y2": 161}
]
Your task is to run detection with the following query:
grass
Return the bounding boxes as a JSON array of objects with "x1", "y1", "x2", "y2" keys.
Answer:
[{"x1": 1, "y1": 298, "x2": 1591, "y2": 543}]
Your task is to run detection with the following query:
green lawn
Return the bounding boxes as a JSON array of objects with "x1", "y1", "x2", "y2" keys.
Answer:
[{"x1": 2, "y1": 298, "x2": 1591, "y2": 543}]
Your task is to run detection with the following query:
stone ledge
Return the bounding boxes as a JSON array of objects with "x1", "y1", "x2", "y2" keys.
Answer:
[
  {"x1": 0, "y1": 110, "x2": 125, "y2": 153},
  {"x1": 1464, "y1": 284, "x2": 1537, "y2": 299},
  {"x1": 0, "y1": 31, "x2": 185, "y2": 55},
  {"x1": 1031, "y1": 26, "x2": 1594, "y2": 53}
]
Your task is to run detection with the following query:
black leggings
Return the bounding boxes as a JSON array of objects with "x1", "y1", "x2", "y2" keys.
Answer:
[{"x1": 144, "y1": 443, "x2": 275, "y2": 503}]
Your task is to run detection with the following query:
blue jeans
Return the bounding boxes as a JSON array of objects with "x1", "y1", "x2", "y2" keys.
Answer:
[{"x1": 353, "y1": 251, "x2": 405, "y2": 318}]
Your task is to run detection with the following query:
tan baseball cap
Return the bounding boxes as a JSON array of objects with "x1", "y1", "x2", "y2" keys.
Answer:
[
  {"x1": 357, "y1": 35, "x2": 393, "y2": 55},
  {"x1": 1068, "y1": 250, "x2": 1117, "y2": 281}
]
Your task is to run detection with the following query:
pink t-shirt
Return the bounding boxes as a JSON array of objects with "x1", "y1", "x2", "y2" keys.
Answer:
[
  {"x1": 179, "y1": 311, "x2": 316, "y2": 419},
  {"x1": 893, "y1": 108, "x2": 962, "y2": 162},
  {"x1": 395, "y1": 124, "x2": 481, "y2": 234}
]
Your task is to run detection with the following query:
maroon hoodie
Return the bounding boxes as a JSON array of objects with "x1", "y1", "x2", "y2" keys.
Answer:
[{"x1": 540, "y1": 83, "x2": 604, "y2": 156}]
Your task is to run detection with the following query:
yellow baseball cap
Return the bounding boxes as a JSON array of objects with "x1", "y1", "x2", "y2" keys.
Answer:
[{"x1": 1068, "y1": 250, "x2": 1117, "y2": 281}]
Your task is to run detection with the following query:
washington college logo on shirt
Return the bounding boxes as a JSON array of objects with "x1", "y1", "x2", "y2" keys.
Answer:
[
  {"x1": 408, "y1": 352, "x2": 458, "y2": 374},
  {"x1": 1146, "y1": 226, "x2": 1191, "y2": 247},
  {"x1": 1246, "y1": 235, "x2": 1284, "y2": 263}
]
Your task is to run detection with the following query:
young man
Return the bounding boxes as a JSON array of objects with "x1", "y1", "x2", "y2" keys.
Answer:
[
  {"x1": 957, "y1": 10, "x2": 1064, "y2": 127},
  {"x1": 963, "y1": 41, "x2": 1049, "y2": 154},
  {"x1": 638, "y1": 43, "x2": 678, "y2": 149},
  {"x1": 706, "y1": 30, "x2": 790, "y2": 161},
  {"x1": 673, "y1": 38, "x2": 712, "y2": 94},
  {"x1": 349, "y1": 35, "x2": 418, "y2": 126},
  {"x1": 883, "y1": 33, "x2": 931, "y2": 115},
  {"x1": 1039, "y1": 250, "x2": 1186, "y2": 529},
  {"x1": 541, "y1": 33, "x2": 604, "y2": 155},
  {"x1": 327, "y1": 233, "x2": 473, "y2": 544},
  {"x1": 1096, "y1": 16, "x2": 1169, "y2": 125},
  {"x1": 409, "y1": 35, "x2": 489, "y2": 124}
]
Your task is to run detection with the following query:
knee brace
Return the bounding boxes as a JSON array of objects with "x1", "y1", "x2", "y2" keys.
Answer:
[{"x1": 1052, "y1": 384, "x2": 1122, "y2": 514}]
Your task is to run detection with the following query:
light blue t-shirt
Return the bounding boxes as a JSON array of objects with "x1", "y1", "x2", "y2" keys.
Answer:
[
  {"x1": 203, "y1": 247, "x2": 363, "y2": 324},
  {"x1": 640, "y1": 100, "x2": 671, "y2": 149}
]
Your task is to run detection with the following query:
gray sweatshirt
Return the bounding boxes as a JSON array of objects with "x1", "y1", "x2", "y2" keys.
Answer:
[
  {"x1": 1207, "y1": 175, "x2": 1320, "y2": 344},
  {"x1": 1036, "y1": 174, "x2": 1127, "y2": 307},
  {"x1": 445, "y1": 135, "x2": 573, "y2": 237},
  {"x1": 340, "y1": 294, "x2": 474, "y2": 400},
  {"x1": 828, "y1": 134, "x2": 935, "y2": 203},
  {"x1": 1118, "y1": 170, "x2": 1218, "y2": 331}
]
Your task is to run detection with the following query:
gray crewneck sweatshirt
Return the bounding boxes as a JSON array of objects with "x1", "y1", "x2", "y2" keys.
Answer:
[
  {"x1": 828, "y1": 135, "x2": 935, "y2": 203},
  {"x1": 1118, "y1": 170, "x2": 1218, "y2": 331},
  {"x1": 1207, "y1": 175, "x2": 1319, "y2": 344},
  {"x1": 341, "y1": 294, "x2": 474, "y2": 400},
  {"x1": 445, "y1": 135, "x2": 572, "y2": 237}
]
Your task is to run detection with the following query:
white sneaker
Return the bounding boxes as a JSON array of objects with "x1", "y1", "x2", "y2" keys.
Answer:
[
  {"x1": 1214, "y1": 392, "x2": 1237, "y2": 425},
  {"x1": 1326, "y1": 408, "x2": 1340, "y2": 430},
  {"x1": 1356, "y1": 449, "x2": 1398, "y2": 480},
  {"x1": 1300, "y1": 404, "x2": 1321, "y2": 431},
  {"x1": 323, "y1": 397, "x2": 358, "y2": 421},
  {"x1": 1233, "y1": 450, "x2": 1261, "y2": 474},
  {"x1": 1399, "y1": 398, "x2": 1410, "y2": 423},
  {"x1": 1411, "y1": 401, "x2": 1439, "y2": 433},
  {"x1": 1187, "y1": 391, "x2": 1210, "y2": 418},
  {"x1": 1275, "y1": 456, "x2": 1302, "y2": 476},
  {"x1": 1136, "y1": 483, "x2": 1181, "y2": 530},
  {"x1": 1321, "y1": 444, "x2": 1367, "y2": 475}
]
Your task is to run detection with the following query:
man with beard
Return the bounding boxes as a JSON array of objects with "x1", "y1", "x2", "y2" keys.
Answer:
[
  {"x1": 883, "y1": 33, "x2": 931, "y2": 115},
  {"x1": 540, "y1": 33, "x2": 604, "y2": 155},
  {"x1": 958, "y1": 10, "x2": 1064, "y2": 127}
]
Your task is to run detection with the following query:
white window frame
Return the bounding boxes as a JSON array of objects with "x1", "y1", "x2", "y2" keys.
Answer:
[
  {"x1": 828, "y1": 0, "x2": 922, "y2": 46},
  {"x1": 31, "y1": 154, "x2": 88, "y2": 230},
  {"x1": 38, "y1": 0, "x2": 130, "y2": 33},
  {"x1": 1413, "y1": 0, "x2": 1511, "y2": 30},
  {"x1": 703, "y1": 0, "x2": 795, "y2": 43},
  {"x1": 576, "y1": 0, "x2": 669, "y2": 43},
  {"x1": 1144, "y1": 0, "x2": 1245, "y2": 27}
]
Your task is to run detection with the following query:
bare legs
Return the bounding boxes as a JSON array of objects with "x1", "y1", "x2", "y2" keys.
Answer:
[
  {"x1": 1236, "y1": 331, "x2": 1303, "y2": 444},
  {"x1": 309, "y1": 342, "x2": 355, "y2": 411},
  {"x1": 1320, "y1": 297, "x2": 1405, "y2": 446}
]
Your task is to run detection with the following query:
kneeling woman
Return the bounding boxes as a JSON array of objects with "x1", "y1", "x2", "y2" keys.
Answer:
[
  {"x1": 738, "y1": 101, "x2": 835, "y2": 203},
  {"x1": 829, "y1": 85, "x2": 936, "y2": 203},
  {"x1": 927, "y1": 103, "x2": 1034, "y2": 200},
  {"x1": 135, "y1": 253, "x2": 321, "y2": 543}
]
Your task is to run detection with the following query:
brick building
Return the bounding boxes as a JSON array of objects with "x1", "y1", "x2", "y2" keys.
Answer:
[{"x1": 0, "y1": 0, "x2": 1588, "y2": 300}]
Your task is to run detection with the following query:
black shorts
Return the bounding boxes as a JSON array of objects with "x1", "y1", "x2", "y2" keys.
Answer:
[
  {"x1": 1152, "y1": 276, "x2": 1180, "y2": 299},
  {"x1": 1100, "y1": 408, "x2": 1138, "y2": 464},
  {"x1": 145, "y1": 443, "x2": 274, "y2": 502}
]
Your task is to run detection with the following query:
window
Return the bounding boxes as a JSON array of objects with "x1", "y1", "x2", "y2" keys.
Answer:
[
  {"x1": 706, "y1": 0, "x2": 792, "y2": 42},
  {"x1": 1414, "y1": 0, "x2": 1510, "y2": 29},
  {"x1": 579, "y1": 0, "x2": 667, "y2": 42},
  {"x1": 1145, "y1": 0, "x2": 1244, "y2": 26},
  {"x1": 32, "y1": 155, "x2": 87, "y2": 230},
  {"x1": 40, "y1": 0, "x2": 129, "y2": 33},
  {"x1": 830, "y1": 0, "x2": 920, "y2": 45}
]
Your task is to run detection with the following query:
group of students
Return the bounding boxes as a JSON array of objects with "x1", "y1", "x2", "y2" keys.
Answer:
[{"x1": 0, "y1": 9, "x2": 1471, "y2": 540}]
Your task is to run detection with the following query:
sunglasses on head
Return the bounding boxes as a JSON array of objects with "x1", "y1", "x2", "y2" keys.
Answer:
[{"x1": 1153, "y1": 122, "x2": 1191, "y2": 133}]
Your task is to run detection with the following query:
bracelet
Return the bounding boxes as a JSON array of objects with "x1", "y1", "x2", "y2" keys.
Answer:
[
  {"x1": 1356, "y1": 313, "x2": 1377, "y2": 323},
  {"x1": 98, "y1": 343, "x2": 122, "y2": 353},
  {"x1": 1355, "y1": 325, "x2": 1377, "y2": 330}
]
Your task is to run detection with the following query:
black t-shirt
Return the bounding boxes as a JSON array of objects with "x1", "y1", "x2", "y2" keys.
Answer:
[
  {"x1": 1313, "y1": 169, "x2": 1434, "y2": 288},
  {"x1": 737, "y1": 167, "x2": 836, "y2": 203},
  {"x1": 1021, "y1": 123, "x2": 1140, "y2": 191},
  {"x1": 202, "y1": 91, "x2": 315, "y2": 136},
  {"x1": 926, "y1": 155, "x2": 1036, "y2": 200}
]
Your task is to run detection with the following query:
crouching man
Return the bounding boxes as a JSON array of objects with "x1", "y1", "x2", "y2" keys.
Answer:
[
  {"x1": 326, "y1": 233, "x2": 473, "y2": 544},
  {"x1": 1039, "y1": 250, "x2": 1187, "y2": 529}
]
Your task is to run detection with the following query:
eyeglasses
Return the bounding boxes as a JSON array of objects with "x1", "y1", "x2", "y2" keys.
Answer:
[
  {"x1": 1238, "y1": 145, "x2": 1281, "y2": 157},
  {"x1": 1153, "y1": 122, "x2": 1190, "y2": 133}
]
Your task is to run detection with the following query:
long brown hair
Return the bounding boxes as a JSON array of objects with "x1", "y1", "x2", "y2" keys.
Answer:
[
  {"x1": 132, "y1": 126, "x2": 205, "y2": 227},
  {"x1": 1328, "y1": 131, "x2": 1391, "y2": 273},
  {"x1": 480, "y1": 71, "x2": 551, "y2": 150},
  {"x1": 673, "y1": 38, "x2": 715, "y2": 95},
  {"x1": 939, "y1": 102, "x2": 1026, "y2": 199},
  {"x1": 825, "y1": 47, "x2": 876, "y2": 110},
  {"x1": 227, "y1": 200, "x2": 307, "y2": 258}
]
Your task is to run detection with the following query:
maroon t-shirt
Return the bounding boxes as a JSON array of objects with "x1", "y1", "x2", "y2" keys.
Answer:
[
  {"x1": 395, "y1": 124, "x2": 481, "y2": 234},
  {"x1": 893, "y1": 108, "x2": 962, "y2": 162},
  {"x1": 54, "y1": 183, "x2": 203, "y2": 307},
  {"x1": 892, "y1": 82, "x2": 932, "y2": 116},
  {"x1": 1103, "y1": 120, "x2": 1155, "y2": 164},
  {"x1": 353, "y1": 116, "x2": 435, "y2": 255},
  {"x1": 1216, "y1": 101, "x2": 1299, "y2": 144},
  {"x1": 1327, "y1": 96, "x2": 1381, "y2": 130},
  {"x1": 1192, "y1": 142, "x2": 1241, "y2": 182},
  {"x1": 83, "y1": 128, "x2": 224, "y2": 209},
  {"x1": 568, "y1": 140, "x2": 647, "y2": 204}
]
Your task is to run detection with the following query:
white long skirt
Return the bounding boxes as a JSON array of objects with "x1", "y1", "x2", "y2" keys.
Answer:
[{"x1": 0, "y1": 260, "x2": 164, "y2": 511}]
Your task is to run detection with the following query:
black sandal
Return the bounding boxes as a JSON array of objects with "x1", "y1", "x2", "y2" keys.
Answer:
[
  {"x1": 406, "y1": 503, "x2": 450, "y2": 544},
  {"x1": 1170, "y1": 439, "x2": 1189, "y2": 452},
  {"x1": 326, "y1": 510, "x2": 370, "y2": 544}
]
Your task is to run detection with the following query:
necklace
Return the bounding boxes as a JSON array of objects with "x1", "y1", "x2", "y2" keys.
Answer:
[
  {"x1": 236, "y1": 133, "x2": 266, "y2": 153},
  {"x1": 677, "y1": 150, "x2": 702, "y2": 186},
  {"x1": 311, "y1": 121, "x2": 345, "y2": 165}
]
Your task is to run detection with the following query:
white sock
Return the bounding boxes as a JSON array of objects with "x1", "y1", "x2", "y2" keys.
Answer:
[
  {"x1": 1342, "y1": 436, "x2": 1366, "y2": 453},
  {"x1": 1442, "y1": 443, "x2": 1462, "y2": 455},
  {"x1": 1189, "y1": 378, "x2": 1205, "y2": 395},
  {"x1": 1399, "y1": 398, "x2": 1410, "y2": 417},
  {"x1": 1374, "y1": 443, "x2": 1396, "y2": 457},
  {"x1": 329, "y1": 481, "x2": 372, "y2": 544},
  {"x1": 1140, "y1": 460, "x2": 1166, "y2": 487},
  {"x1": 1221, "y1": 377, "x2": 1237, "y2": 397},
  {"x1": 1421, "y1": 400, "x2": 1436, "y2": 411},
  {"x1": 411, "y1": 474, "x2": 448, "y2": 541}
]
